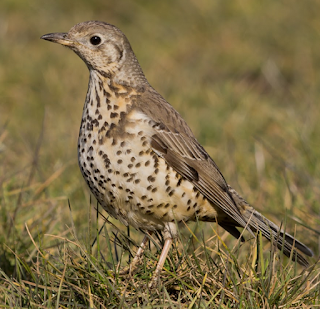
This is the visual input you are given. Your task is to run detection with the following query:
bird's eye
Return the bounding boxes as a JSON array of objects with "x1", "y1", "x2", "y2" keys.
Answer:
[{"x1": 90, "y1": 36, "x2": 101, "y2": 45}]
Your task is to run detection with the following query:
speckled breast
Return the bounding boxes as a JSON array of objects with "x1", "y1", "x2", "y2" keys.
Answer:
[{"x1": 77, "y1": 72, "x2": 212, "y2": 233}]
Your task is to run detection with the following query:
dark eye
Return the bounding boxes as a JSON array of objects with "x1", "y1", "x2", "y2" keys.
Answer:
[{"x1": 90, "y1": 36, "x2": 101, "y2": 45}]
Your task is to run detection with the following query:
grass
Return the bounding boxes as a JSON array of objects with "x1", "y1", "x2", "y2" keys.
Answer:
[{"x1": 1, "y1": 0, "x2": 320, "y2": 307}]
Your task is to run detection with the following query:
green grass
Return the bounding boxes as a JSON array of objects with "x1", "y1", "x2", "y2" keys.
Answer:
[{"x1": 1, "y1": 0, "x2": 320, "y2": 307}]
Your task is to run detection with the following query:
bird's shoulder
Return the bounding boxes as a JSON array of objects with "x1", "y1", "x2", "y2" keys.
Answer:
[{"x1": 133, "y1": 85, "x2": 228, "y2": 188}]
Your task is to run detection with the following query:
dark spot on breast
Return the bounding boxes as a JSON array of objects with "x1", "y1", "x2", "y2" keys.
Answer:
[
  {"x1": 110, "y1": 112, "x2": 118, "y2": 118},
  {"x1": 147, "y1": 176, "x2": 155, "y2": 182},
  {"x1": 92, "y1": 119, "x2": 99, "y2": 127},
  {"x1": 104, "y1": 90, "x2": 111, "y2": 98},
  {"x1": 106, "y1": 123, "x2": 116, "y2": 137}
]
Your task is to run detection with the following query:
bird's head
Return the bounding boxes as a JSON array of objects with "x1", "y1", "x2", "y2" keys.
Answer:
[{"x1": 41, "y1": 21, "x2": 145, "y2": 83}]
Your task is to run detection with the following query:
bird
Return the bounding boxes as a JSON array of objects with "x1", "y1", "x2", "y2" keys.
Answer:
[{"x1": 41, "y1": 21, "x2": 313, "y2": 286}]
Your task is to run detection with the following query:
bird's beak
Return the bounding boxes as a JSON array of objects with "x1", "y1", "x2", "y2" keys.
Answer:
[{"x1": 41, "y1": 32, "x2": 74, "y2": 47}]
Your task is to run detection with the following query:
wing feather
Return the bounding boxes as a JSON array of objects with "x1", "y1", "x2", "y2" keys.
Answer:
[{"x1": 151, "y1": 125, "x2": 252, "y2": 233}]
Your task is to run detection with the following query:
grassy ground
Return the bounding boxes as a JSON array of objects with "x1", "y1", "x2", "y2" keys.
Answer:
[{"x1": 1, "y1": 0, "x2": 320, "y2": 307}]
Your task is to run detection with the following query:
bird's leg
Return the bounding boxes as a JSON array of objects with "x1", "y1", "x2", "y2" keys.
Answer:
[
  {"x1": 149, "y1": 237, "x2": 173, "y2": 288},
  {"x1": 119, "y1": 232, "x2": 152, "y2": 275}
]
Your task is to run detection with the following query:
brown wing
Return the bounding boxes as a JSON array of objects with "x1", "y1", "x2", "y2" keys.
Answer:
[
  {"x1": 150, "y1": 121, "x2": 251, "y2": 233},
  {"x1": 135, "y1": 88, "x2": 252, "y2": 233}
]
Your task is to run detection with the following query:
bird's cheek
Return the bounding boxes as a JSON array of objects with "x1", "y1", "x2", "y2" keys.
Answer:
[{"x1": 102, "y1": 44, "x2": 122, "y2": 64}]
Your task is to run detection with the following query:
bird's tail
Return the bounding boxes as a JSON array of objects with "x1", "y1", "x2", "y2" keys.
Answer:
[{"x1": 242, "y1": 207, "x2": 313, "y2": 266}]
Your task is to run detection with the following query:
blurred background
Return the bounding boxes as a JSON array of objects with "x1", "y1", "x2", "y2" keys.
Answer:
[{"x1": 0, "y1": 0, "x2": 319, "y2": 266}]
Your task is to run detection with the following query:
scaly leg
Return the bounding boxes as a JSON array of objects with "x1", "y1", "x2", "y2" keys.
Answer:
[
  {"x1": 149, "y1": 237, "x2": 173, "y2": 288},
  {"x1": 119, "y1": 232, "x2": 152, "y2": 275}
]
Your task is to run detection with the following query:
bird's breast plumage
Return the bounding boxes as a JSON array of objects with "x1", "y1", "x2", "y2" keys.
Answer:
[{"x1": 77, "y1": 71, "x2": 215, "y2": 233}]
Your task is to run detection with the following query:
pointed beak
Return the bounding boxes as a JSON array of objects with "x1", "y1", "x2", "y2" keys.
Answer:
[{"x1": 41, "y1": 32, "x2": 74, "y2": 47}]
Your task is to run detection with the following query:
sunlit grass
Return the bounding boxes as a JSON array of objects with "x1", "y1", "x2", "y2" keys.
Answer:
[{"x1": 0, "y1": 0, "x2": 320, "y2": 307}]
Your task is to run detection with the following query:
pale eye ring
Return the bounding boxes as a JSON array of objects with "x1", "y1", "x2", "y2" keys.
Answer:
[{"x1": 90, "y1": 36, "x2": 101, "y2": 45}]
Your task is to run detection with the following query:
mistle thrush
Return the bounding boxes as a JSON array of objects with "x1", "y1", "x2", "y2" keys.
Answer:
[{"x1": 41, "y1": 21, "x2": 313, "y2": 285}]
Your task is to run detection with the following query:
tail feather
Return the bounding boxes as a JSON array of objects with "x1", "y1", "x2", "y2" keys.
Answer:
[
  {"x1": 243, "y1": 208, "x2": 313, "y2": 266},
  {"x1": 227, "y1": 185, "x2": 313, "y2": 266}
]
